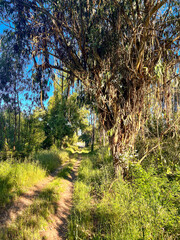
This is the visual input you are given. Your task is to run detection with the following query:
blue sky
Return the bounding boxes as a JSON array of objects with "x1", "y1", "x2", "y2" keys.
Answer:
[
  {"x1": 0, "y1": 22, "x2": 54, "y2": 110},
  {"x1": 0, "y1": 24, "x2": 6, "y2": 34}
]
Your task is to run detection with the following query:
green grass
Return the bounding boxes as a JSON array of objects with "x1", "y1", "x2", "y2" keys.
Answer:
[
  {"x1": 58, "y1": 163, "x2": 74, "y2": 179},
  {"x1": 0, "y1": 160, "x2": 46, "y2": 208},
  {"x1": 33, "y1": 149, "x2": 70, "y2": 173},
  {"x1": 0, "y1": 149, "x2": 71, "y2": 208},
  {"x1": 68, "y1": 148, "x2": 180, "y2": 240},
  {"x1": 0, "y1": 160, "x2": 76, "y2": 240},
  {"x1": 0, "y1": 180, "x2": 63, "y2": 240}
]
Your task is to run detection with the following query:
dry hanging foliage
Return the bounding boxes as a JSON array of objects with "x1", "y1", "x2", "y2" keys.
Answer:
[{"x1": 0, "y1": 0, "x2": 179, "y2": 176}]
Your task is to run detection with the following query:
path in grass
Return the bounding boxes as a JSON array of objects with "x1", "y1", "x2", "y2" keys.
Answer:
[
  {"x1": 0, "y1": 162, "x2": 71, "y2": 228},
  {"x1": 40, "y1": 158, "x2": 81, "y2": 240}
]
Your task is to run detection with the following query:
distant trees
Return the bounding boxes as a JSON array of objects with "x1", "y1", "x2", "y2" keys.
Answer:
[
  {"x1": 46, "y1": 73, "x2": 90, "y2": 148},
  {"x1": 0, "y1": 0, "x2": 179, "y2": 175},
  {"x1": 0, "y1": 68, "x2": 91, "y2": 158}
]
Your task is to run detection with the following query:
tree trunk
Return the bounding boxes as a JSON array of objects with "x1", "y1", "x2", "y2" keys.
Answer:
[
  {"x1": 103, "y1": 128, "x2": 106, "y2": 147},
  {"x1": 13, "y1": 109, "x2": 17, "y2": 151},
  {"x1": 13, "y1": 84, "x2": 17, "y2": 151},
  {"x1": 18, "y1": 110, "x2": 20, "y2": 143},
  {"x1": 61, "y1": 72, "x2": 64, "y2": 103},
  {"x1": 95, "y1": 75, "x2": 145, "y2": 178},
  {"x1": 109, "y1": 131, "x2": 129, "y2": 178},
  {"x1": 91, "y1": 112, "x2": 95, "y2": 152},
  {"x1": 8, "y1": 108, "x2": 11, "y2": 144},
  {"x1": 18, "y1": 95, "x2": 21, "y2": 143}
]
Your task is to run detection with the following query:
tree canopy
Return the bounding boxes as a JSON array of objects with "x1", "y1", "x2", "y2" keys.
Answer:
[{"x1": 0, "y1": 0, "x2": 179, "y2": 175}]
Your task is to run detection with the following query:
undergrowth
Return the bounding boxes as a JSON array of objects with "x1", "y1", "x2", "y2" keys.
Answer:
[
  {"x1": 0, "y1": 149, "x2": 71, "y2": 208},
  {"x1": 68, "y1": 148, "x2": 180, "y2": 240},
  {"x1": 33, "y1": 149, "x2": 70, "y2": 173},
  {"x1": 0, "y1": 159, "x2": 76, "y2": 240},
  {"x1": 0, "y1": 160, "x2": 46, "y2": 208}
]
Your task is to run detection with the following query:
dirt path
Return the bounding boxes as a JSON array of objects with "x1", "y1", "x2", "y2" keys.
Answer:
[
  {"x1": 40, "y1": 159, "x2": 80, "y2": 240},
  {"x1": 0, "y1": 162, "x2": 71, "y2": 228}
]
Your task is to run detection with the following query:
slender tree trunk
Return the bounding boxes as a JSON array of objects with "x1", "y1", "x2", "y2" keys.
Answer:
[
  {"x1": 103, "y1": 128, "x2": 106, "y2": 147},
  {"x1": 99, "y1": 126, "x2": 102, "y2": 145},
  {"x1": 99, "y1": 127, "x2": 106, "y2": 147},
  {"x1": 18, "y1": 111, "x2": 20, "y2": 143},
  {"x1": 13, "y1": 84, "x2": 17, "y2": 151},
  {"x1": 8, "y1": 108, "x2": 11, "y2": 144},
  {"x1": 91, "y1": 112, "x2": 96, "y2": 152},
  {"x1": 61, "y1": 72, "x2": 64, "y2": 103},
  {"x1": 18, "y1": 95, "x2": 21, "y2": 143},
  {"x1": 13, "y1": 110, "x2": 17, "y2": 151},
  {"x1": 28, "y1": 118, "x2": 32, "y2": 150}
]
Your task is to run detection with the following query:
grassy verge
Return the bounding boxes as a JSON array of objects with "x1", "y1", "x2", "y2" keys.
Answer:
[
  {"x1": 33, "y1": 149, "x2": 70, "y2": 173},
  {"x1": 0, "y1": 158, "x2": 76, "y2": 240},
  {"x1": 0, "y1": 149, "x2": 71, "y2": 208},
  {"x1": 0, "y1": 160, "x2": 46, "y2": 208},
  {"x1": 68, "y1": 148, "x2": 180, "y2": 240}
]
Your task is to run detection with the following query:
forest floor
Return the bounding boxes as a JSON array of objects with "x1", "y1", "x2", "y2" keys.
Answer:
[{"x1": 0, "y1": 156, "x2": 81, "y2": 240}]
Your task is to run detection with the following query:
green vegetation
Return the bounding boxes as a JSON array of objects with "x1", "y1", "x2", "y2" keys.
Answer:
[
  {"x1": 33, "y1": 149, "x2": 69, "y2": 173},
  {"x1": 0, "y1": 159, "x2": 76, "y2": 240},
  {"x1": 1, "y1": 0, "x2": 179, "y2": 175},
  {"x1": 0, "y1": 1, "x2": 179, "y2": 239},
  {"x1": 0, "y1": 160, "x2": 46, "y2": 208},
  {"x1": 68, "y1": 148, "x2": 180, "y2": 240},
  {"x1": 0, "y1": 149, "x2": 71, "y2": 208}
]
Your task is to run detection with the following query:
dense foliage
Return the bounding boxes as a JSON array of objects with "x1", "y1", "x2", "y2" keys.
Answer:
[
  {"x1": 0, "y1": 0, "x2": 179, "y2": 175},
  {"x1": 0, "y1": 1, "x2": 179, "y2": 238},
  {"x1": 0, "y1": 74, "x2": 91, "y2": 159},
  {"x1": 68, "y1": 147, "x2": 180, "y2": 239}
]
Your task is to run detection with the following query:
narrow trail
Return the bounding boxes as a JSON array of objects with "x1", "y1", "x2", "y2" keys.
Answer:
[
  {"x1": 40, "y1": 158, "x2": 80, "y2": 240},
  {"x1": 0, "y1": 161, "x2": 72, "y2": 228},
  {"x1": 0, "y1": 155, "x2": 81, "y2": 240}
]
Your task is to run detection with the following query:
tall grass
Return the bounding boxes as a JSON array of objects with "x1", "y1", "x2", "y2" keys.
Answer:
[
  {"x1": 0, "y1": 160, "x2": 46, "y2": 208},
  {"x1": 0, "y1": 161, "x2": 76, "y2": 240},
  {"x1": 33, "y1": 149, "x2": 69, "y2": 173},
  {"x1": 0, "y1": 149, "x2": 71, "y2": 208},
  {"x1": 68, "y1": 148, "x2": 180, "y2": 240}
]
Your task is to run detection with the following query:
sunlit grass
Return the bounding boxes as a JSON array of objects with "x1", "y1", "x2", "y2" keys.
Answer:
[
  {"x1": 33, "y1": 149, "x2": 70, "y2": 173},
  {"x1": 0, "y1": 149, "x2": 71, "y2": 208},
  {"x1": 0, "y1": 183, "x2": 63, "y2": 240},
  {"x1": 68, "y1": 148, "x2": 180, "y2": 240},
  {"x1": 0, "y1": 157, "x2": 76, "y2": 240},
  {"x1": 0, "y1": 160, "x2": 46, "y2": 208}
]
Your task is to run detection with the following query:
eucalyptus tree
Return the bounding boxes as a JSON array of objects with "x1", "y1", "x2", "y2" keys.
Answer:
[{"x1": 0, "y1": 0, "x2": 179, "y2": 176}]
